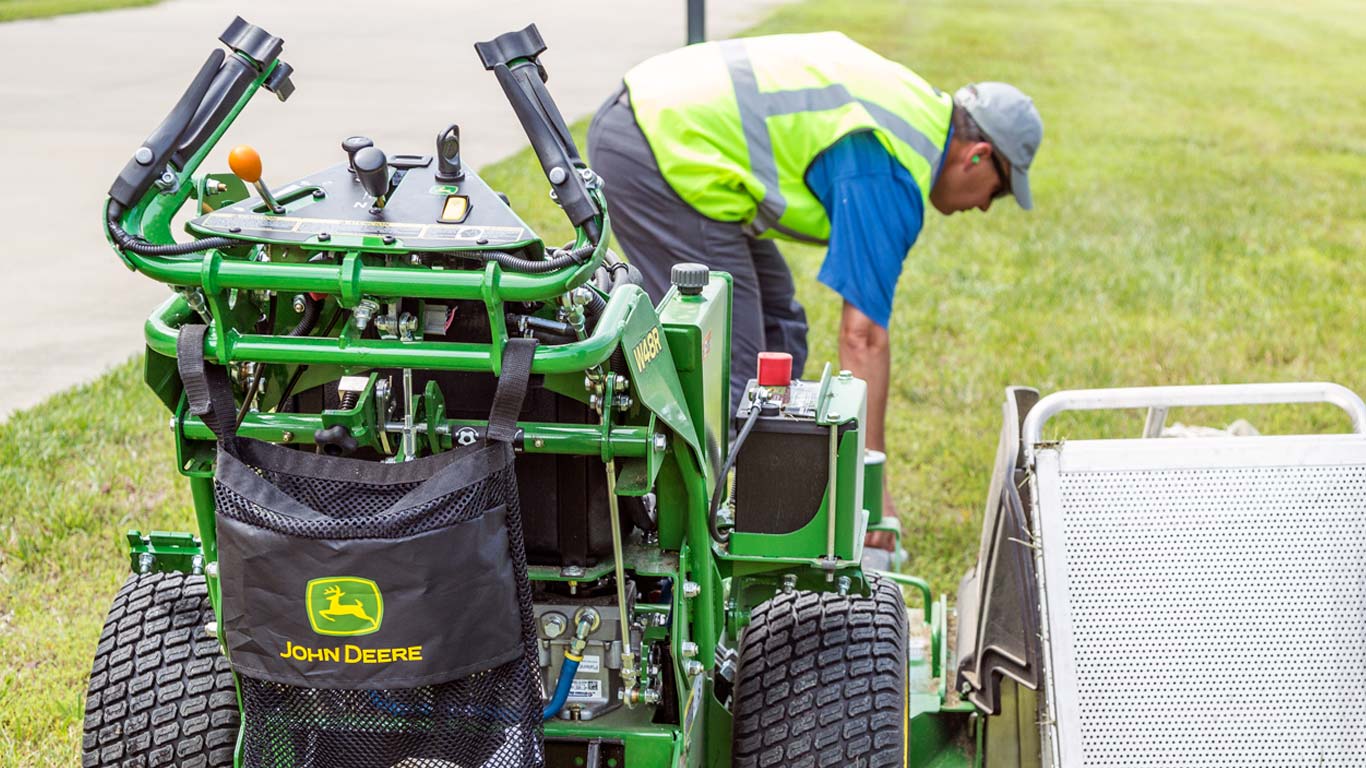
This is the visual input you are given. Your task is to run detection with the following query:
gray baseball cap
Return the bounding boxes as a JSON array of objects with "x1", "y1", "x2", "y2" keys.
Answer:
[{"x1": 954, "y1": 82, "x2": 1043, "y2": 210}]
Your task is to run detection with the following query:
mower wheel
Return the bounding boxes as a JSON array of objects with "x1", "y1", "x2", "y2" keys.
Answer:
[
  {"x1": 82, "y1": 572, "x2": 238, "y2": 768},
  {"x1": 732, "y1": 575, "x2": 907, "y2": 768}
]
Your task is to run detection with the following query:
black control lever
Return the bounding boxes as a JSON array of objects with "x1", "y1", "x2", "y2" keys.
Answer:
[
  {"x1": 354, "y1": 147, "x2": 390, "y2": 209},
  {"x1": 108, "y1": 49, "x2": 225, "y2": 210},
  {"x1": 475, "y1": 25, "x2": 601, "y2": 243}
]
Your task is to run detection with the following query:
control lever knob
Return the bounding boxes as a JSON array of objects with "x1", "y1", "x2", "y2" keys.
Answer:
[
  {"x1": 228, "y1": 144, "x2": 283, "y2": 214},
  {"x1": 353, "y1": 146, "x2": 390, "y2": 208},
  {"x1": 342, "y1": 136, "x2": 374, "y2": 172}
]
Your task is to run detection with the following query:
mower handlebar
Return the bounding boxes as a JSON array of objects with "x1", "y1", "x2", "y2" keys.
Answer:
[{"x1": 476, "y1": 25, "x2": 602, "y2": 243}]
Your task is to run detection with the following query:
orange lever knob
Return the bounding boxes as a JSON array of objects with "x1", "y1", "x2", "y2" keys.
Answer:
[{"x1": 228, "y1": 145, "x2": 262, "y2": 183}]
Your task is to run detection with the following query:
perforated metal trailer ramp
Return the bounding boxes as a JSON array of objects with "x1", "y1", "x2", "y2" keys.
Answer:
[{"x1": 1023, "y1": 384, "x2": 1366, "y2": 767}]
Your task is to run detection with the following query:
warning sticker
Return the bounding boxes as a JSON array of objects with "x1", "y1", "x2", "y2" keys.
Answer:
[{"x1": 578, "y1": 654, "x2": 601, "y2": 674}]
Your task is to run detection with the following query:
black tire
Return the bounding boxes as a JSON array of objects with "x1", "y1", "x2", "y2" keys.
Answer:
[
  {"x1": 732, "y1": 575, "x2": 908, "y2": 768},
  {"x1": 83, "y1": 572, "x2": 240, "y2": 768}
]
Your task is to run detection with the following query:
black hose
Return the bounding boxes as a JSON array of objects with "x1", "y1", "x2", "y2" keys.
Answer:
[
  {"x1": 276, "y1": 304, "x2": 345, "y2": 412},
  {"x1": 707, "y1": 402, "x2": 768, "y2": 543},
  {"x1": 287, "y1": 296, "x2": 320, "y2": 337},
  {"x1": 234, "y1": 300, "x2": 278, "y2": 430},
  {"x1": 106, "y1": 207, "x2": 237, "y2": 256},
  {"x1": 450, "y1": 243, "x2": 593, "y2": 274}
]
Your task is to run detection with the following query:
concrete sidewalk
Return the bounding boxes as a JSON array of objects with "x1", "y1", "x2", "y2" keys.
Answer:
[{"x1": 0, "y1": 0, "x2": 784, "y2": 419}]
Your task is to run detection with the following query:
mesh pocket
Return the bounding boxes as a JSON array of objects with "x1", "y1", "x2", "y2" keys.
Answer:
[
  {"x1": 239, "y1": 661, "x2": 543, "y2": 768},
  {"x1": 214, "y1": 440, "x2": 544, "y2": 768}
]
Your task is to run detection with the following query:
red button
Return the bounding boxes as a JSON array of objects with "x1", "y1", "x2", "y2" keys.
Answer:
[{"x1": 757, "y1": 352, "x2": 793, "y2": 387}]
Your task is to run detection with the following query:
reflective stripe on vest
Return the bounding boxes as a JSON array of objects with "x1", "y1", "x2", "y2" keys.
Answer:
[
  {"x1": 624, "y1": 33, "x2": 953, "y2": 244},
  {"x1": 720, "y1": 40, "x2": 945, "y2": 243}
]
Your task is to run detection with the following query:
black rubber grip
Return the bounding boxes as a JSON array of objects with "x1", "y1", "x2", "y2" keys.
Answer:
[
  {"x1": 108, "y1": 49, "x2": 225, "y2": 208},
  {"x1": 476, "y1": 26, "x2": 601, "y2": 242}
]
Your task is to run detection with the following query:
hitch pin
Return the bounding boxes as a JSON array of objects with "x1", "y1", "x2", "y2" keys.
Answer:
[{"x1": 402, "y1": 367, "x2": 417, "y2": 461}]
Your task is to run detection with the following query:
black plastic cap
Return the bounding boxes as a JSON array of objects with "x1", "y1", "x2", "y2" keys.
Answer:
[
  {"x1": 671, "y1": 263, "x2": 709, "y2": 295},
  {"x1": 342, "y1": 136, "x2": 373, "y2": 171},
  {"x1": 474, "y1": 24, "x2": 546, "y2": 71},
  {"x1": 219, "y1": 17, "x2": 283, "y2": 69},
  {"x1": 353, "y1": 146, "x2": 388, "y2": 198}
]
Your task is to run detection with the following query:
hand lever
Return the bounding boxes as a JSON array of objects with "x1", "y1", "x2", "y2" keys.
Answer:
[
  {"x1": 228, "y1": 144, "x2": 283, "y2": 214},
  {"x1": 353, "y1": 146, "x2": 390, "y2": 210}
]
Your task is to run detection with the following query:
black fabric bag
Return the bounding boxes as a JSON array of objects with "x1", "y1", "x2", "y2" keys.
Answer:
[{"x1": 177, "y1": 326, "x2": 545, "y2": 768}]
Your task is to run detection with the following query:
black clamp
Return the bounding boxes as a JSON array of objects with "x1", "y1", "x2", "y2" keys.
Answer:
[
  {"x1": 474, "y1": 24, "x2": 547, "y2": 75},
  {"x1": 219, "y1": 17, "x2": 283, "y2": 69}
]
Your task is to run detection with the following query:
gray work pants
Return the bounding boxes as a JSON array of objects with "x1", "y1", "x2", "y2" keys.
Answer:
[{"x1": 586, "y1": 87, "x2": 809, "y2": 411}]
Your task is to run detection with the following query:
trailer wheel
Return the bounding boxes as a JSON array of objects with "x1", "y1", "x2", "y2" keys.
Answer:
[
  {"x1": 732, "y1": 575, "x2": 908, "y2": 768},
  {"x1": 82, "y1": 572, "x2": 239, "y2": 768}
]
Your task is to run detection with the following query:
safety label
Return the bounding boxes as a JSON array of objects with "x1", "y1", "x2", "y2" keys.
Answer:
[
  {"x1": 578, "y1": 654, "x2": 601, "y2": 673},
  {"x1": 568, "y1": 679, "x2": 602, "y2": 700}
]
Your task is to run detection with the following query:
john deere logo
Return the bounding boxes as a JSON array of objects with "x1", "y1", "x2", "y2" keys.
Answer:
[{"x1": 307, "y1": 577, "x2": 383, "y2": 636}]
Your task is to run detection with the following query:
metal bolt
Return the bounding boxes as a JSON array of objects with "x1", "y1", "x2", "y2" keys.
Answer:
[
  {"x1": 782, "y1": 574, "x2": 797, "y2": 593},
  {"x1": 280, "y1": 431, "x2": 294, "y2": 444},
  {"x1": 202, "y1": 621, "x2": 218, "y2": 639},
  {"x1": 683, "y1": 660, "x2": 704, "y2": 678},
  {"x1": 533, "y1": 438, "x2": 545, "y2": 449},
  {"x1": 540, "y1": 612, "x2": 568, "y2": 640},
  {"x1": 839, "y1": 369, "x2": 853, "y2": 380},
  {"x1": 682, "y1": 581, "x2": 701, "y2": 599},
  {"x1": 681, "y1": 641, "x2": 698, "y2": 658},
  {"x1": 548, "y1": 166, "x2": 568, "y2": 185},
  {"x1": 353, "y1": 301, "x2": 376, "y2": 332},
  {"x1": 156, "y1": 170, "x2": 177, "y2": 191},
  {"x1": 398, "y1": 312, "x2": 419, "y2": 342},
  {"x1": 652, "y1": 433, "x2": 668, "y2": 452},
  {"x1": 837, "y1": 576, "x2": 851, "y2": 596},
  {"x1": 410, "y1": 253, "x2": 423, "y2": 266},
  {"x1": 205, "y1": 562, "x2": 219, "y2": 578},
  {"x1": 191, "y1": 554, "x2": 204, "y2": 576},
  {"x1": 292, "y1": 294, "x2": 308, "y2": 313},
  {"x1": 827, "y1": 411, "x2": 840, "y2": 422},
  {"x1": 137, "y1": 552, "x2": 154, "y2": 574},
  {"x1": 561, "y1": 565, "x2": 585, "y2": 579},
  {"x1": 960, "y1": 681, "x2": 973, "y2": 694}
]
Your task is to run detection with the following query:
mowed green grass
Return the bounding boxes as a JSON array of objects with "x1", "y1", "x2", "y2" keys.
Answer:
[
  {"x1": 2, "y1": 0, "x2": 1364, "y2": 762},
  {"x1": 0, "y1": 0, "x2": 159, "y2": 23}
]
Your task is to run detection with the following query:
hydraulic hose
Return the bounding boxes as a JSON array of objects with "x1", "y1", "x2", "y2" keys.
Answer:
[
  {"x1": 708, "y1": 400, "x2": 771, "y2": 543},
  {"x1": 452, "y1": 243, "x2": 594, "y2": 274},
  {"x1": 542, "y1": 651, "x2": 582, "y2": 721},
  {"x1": 106, "y1": 205, "x2": 237, "y2": 257}
]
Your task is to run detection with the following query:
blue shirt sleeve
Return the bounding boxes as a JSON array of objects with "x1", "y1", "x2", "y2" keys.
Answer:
[{"x1": 806, "y1": 131, "x2": 924, "y2": 328}]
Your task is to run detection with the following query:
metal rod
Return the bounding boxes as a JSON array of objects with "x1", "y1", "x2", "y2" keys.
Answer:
[
  {"x1": 1022, "y1": 382, "x2": 1366, "y2": 464},
  {"x1": 145, "y1": 291, "x2": 636, "y2": 374}
]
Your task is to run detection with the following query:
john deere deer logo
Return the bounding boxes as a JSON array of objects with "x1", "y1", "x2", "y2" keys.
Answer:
[{"x1": 306, "y1": 577, "x2": 383, "y2": 637}]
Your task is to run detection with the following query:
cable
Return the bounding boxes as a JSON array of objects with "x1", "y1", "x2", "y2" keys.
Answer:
[
  {"x1": 446, "y1": 243, "x2": 594, "y2": 273},
  {"x1": 275, "y1": 304, "x2": 345, "y2": 412},
  {"x1": 707, "y1": 401, "x2": 769, "y2": 543},
  {"x1": 106, "y1": 207, "x2": 237, "y2": 256}
]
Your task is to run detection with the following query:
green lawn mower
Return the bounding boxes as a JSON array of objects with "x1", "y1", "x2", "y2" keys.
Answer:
[{"x1": 88, "y1": 17, "x2": 1366, "y2": 768}]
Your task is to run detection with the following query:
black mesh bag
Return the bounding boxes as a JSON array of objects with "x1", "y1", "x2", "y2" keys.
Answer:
[{"x1": 177, "y1": 326, "x2": 545, "y2": 768}]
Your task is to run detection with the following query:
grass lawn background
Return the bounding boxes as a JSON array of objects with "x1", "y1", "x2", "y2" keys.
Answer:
[
  {"x1": 0, "y1": 0, "x2": 159, "y2": 22},
  {"x1": 2, "y1": 0, "x2": 1364, "y2": 762}
]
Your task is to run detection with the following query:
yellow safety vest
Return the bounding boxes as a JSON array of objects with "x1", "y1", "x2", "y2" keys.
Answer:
[{"x1": 624, "y1": 32, "x2": 953, "y2": 244}]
